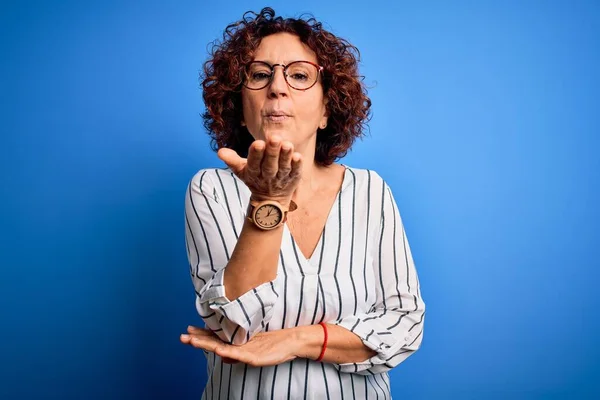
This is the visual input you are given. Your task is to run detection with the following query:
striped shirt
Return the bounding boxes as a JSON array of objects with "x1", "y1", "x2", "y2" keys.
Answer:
[{"x1": 184, "y1": 165, "x2": 425, "y2": 400}]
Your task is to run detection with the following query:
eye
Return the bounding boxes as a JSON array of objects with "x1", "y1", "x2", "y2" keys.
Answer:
[
  {"x1": 288, "y1": 72, "x2": 309, "y2": 81},
  {"x1": 252, "y1": 71, "x2": 271, "y2": 80},
  {"x1": 285, "y1": 62, "x2": 317, "y2": 85}
]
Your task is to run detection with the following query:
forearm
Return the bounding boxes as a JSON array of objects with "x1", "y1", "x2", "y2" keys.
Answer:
[
  {"x1": 223, "y1": 216, "x2": 284, "y2": 300},
  {"x1": 293, "y1": 323, "x2": 377, "y2": 364}
]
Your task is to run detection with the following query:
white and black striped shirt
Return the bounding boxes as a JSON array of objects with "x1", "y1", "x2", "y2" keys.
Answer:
[{"x1": 184, "y1": 165, "x2": 425, "y2": 400}]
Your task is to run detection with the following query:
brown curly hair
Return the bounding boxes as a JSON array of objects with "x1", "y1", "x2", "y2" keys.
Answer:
[{"x1": 201, "y1": 7, "x2": 371, "y2": 166}]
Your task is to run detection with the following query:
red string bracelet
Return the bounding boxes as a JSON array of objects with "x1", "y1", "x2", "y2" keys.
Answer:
[{"x1": 316, "y1": 322, "x2": 328, "y2": 362}]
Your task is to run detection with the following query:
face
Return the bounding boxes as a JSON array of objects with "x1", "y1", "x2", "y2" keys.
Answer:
[{"x1": 241, "y1": 32, "x2": 328, "y2": 148}]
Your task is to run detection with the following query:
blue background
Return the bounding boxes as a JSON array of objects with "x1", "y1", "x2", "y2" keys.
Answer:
[{"x1": 2, "y1": 0, "x2": 599, "y2": 398}]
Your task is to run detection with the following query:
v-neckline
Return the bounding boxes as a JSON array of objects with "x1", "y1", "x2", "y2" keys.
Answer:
[{"x1": 285, "y1": 165, "x2": 349, "y2": 265}]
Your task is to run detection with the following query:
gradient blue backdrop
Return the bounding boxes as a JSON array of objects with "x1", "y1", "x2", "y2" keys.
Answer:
[{"x1": 1, "y1": 0, "x2": 599, "y2": 398}]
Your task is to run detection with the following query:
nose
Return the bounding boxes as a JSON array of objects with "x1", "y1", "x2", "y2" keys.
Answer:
[{"x1": 267, "y1": 65, "x2": 289, "y2": 98}]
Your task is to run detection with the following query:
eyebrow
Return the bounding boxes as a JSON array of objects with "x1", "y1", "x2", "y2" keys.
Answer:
[{"x1": 252, "y1": 59, "x2": 314, "y2": 65}]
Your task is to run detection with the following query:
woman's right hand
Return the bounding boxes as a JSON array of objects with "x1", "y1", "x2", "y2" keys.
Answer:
[{"x1": 217, "y1": 135, "x2": 303, "y2": 204}]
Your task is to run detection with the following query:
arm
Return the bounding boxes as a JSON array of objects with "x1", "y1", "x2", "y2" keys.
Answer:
[
  {"x1": 184, "y1": 171, "x2": 281, "y2": 345},
  {"x1": 185, "y1": 137, "x2": 301, "y2": 345},
  {"x1": 294, "y1": 323, "x2": 377, "y2": 364},
  {"x1": 219, "y1": 138, "x2": 301, "y2": 300},
  {"x1": 182, "y1": 322, "x2": 376, "y2": 367}
]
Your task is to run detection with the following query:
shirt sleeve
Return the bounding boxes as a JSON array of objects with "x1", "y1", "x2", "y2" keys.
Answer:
[
  {"x1": 184, "y1": 169, "x2": 280, "y2": 345},
  {"x1": 332, "y1": 178, "x2": 426, "y2": 375}
]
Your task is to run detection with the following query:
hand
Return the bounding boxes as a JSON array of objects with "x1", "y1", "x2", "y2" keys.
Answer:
[
  {"x1": 217, "y1": 135, "x2": 302, "y2": 203},
  {"x1": 180, "y1": 325, "x2": 300, "y2": 367}
]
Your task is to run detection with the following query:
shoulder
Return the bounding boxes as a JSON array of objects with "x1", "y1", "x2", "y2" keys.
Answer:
[
  {"x1": 188, "y1": 167, "x2": 237, "y2": 193},
  {"x1": 342, "y1": 165, "x2": 387, "y2": 188},
  {"x1": 343, "y1": 166, "x2": 401, "y2": 210},
  {"x1": 187, "y1": 167, "x2": 249, "y2": 210}
]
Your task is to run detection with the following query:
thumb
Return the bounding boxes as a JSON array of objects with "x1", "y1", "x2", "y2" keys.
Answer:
[{"x1": 218, "y1": 148, "x2": 246, "y2": 175}]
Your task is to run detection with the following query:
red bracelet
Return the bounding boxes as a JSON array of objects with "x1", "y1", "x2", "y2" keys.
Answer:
[{"x1": 316, "y1": 322, "x2": 328, "y2": 362}]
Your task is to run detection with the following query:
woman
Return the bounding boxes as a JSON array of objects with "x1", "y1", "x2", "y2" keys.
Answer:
[{"x1": 181, "y1": 7, "x2": 425, "y2": 399}]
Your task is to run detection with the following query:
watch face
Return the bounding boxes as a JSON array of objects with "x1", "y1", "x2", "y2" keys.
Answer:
[{"x1": 255, "y1": 203, "x2": 283, "y2": 229}]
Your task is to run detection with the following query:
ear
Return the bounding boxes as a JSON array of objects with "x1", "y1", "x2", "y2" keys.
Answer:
[{"x1": 319, "y1": 117, "x2": 328, "y2": 130}]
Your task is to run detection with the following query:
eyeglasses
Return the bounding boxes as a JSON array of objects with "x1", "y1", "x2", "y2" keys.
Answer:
[{"x1": 243, "y1": 60, "x2": 324, "y2": 91}]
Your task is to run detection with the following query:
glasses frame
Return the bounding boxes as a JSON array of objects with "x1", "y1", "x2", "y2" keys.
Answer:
[{"x1": 243, "y1": 60, "x2": 324, "y2": 91}]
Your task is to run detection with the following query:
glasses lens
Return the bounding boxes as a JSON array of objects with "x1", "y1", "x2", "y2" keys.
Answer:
[
  {"x1": 243, "y1": 61, "x2": 320, "y2": 90},
  {"x1": 245, "y1": 62, "x2": 272, "y2": 89},
  {"x1": 286, "y1": 62, "x2": 318, "y2": 90}
]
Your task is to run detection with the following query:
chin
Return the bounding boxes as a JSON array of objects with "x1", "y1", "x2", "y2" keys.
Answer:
[{"x1": 263, "y1": 129, "x2": 290, "y2": 141}]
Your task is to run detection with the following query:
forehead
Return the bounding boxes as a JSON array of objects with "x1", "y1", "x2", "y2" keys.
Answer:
[{"x1": 253, "y1": 32, "x2": 318, "y2": 64}]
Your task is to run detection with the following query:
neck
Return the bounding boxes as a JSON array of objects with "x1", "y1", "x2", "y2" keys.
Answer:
[
  {"x1": 290, "y1": 134, "x2": 320, "y2": 197},
  {"x1": 295, "y1": 161, "x2": 322, "y2": 196},
  {"x1": 289, "y1": 134, "x2": 342, "y2": 202}
]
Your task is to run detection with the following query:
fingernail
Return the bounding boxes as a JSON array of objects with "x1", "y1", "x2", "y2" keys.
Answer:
[{"x1": 181, "y1": 334, "x2": 189, "y2": 339}]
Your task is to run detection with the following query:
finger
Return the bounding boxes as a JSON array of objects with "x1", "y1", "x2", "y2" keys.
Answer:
[
  {"x1": 180, "y1": 333, "x2": 210, "y2": 346},
  {"x1": 289, "y1": 152, "x2": 303, "y2": 180},
  {"x1": 188, "y1": 334, "x2": 223, "y2": 352},
  {"x1": 221, "y1": 357, "x2": 239, "y2": 364},
  {"x1": 214, "y1": 344, "x2": 248, "y2": 363},
  {"x1": 217, "y1": 148, "x2": 246, "y2": 175},
  {"x1": 187, "y1": 326, "x2": 213, "y2": 336},
  {"x1": 216, "y1": 346, "x2": 264, "y2": 367},
  {"x1": 246, "y1": 140, "x2": 265, "y2": 175},
  {"x1": 261, "y1": 135, "x2": 281, "y2": 179},
  {"x1": 187, "y1": 325, "x2": 202, "y2": 331},
  {"x1": 180, "y1": 334, "x2": 192, "y2": 344},
  {"x1": 277, "y1": 141, "x2": 293, "y2": 178}
]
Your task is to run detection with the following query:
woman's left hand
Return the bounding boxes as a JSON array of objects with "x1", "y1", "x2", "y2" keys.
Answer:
[{"x1": 180, "y1": 326, "x2": 301, "y2": 367}]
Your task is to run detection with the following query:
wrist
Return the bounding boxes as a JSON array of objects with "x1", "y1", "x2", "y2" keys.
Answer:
[
  {"x1": 250, "y1": 195, "x2": 293, "y2": 206},
  {"x1": 293, "y1": 324, "x2": 326, "y2": 361}
]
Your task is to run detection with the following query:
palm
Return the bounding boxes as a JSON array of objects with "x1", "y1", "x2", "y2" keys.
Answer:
[
  {"x1": 181, "y1": 326, "x2": 298, "y2": 367},
  {"x1": 217, "y1": 137, "x2": 302, "y2": 202}
]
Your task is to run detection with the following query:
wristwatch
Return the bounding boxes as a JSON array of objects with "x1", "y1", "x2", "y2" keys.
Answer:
[{"x1": 247, "y1": 198, "x2": 298, "y2": 230}]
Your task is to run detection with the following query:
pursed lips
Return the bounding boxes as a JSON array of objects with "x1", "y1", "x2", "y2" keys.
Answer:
[{"x1": 264, "y1": 112, "x2": 291, "y2": 122}]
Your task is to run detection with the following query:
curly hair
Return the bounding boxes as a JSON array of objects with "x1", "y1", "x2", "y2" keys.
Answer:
[{"x1": 201, "y1": 7, "x2": 371, "y2": 166}]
